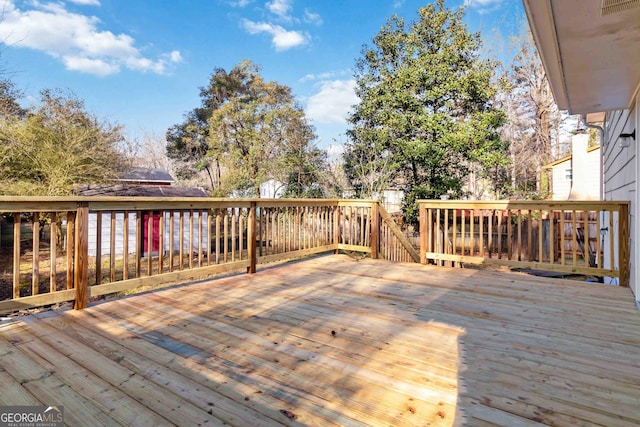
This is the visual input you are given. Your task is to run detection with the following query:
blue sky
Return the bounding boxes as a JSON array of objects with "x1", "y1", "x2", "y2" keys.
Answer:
[{"x1": 0, "y1": 0, "x2": 525, "y2": 156}]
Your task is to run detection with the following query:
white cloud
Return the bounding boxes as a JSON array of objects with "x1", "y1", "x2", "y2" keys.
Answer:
[
  {"x1": 464, "y1": 0, "x2": 507, "y2": 14},
  {"x1": 299, "y1": 69, "x2": 350, "y2": 83},
  {"x1": 0, "y1": 1, "x2": 181, "y2": 76},
  {"x1": 326, "y1": 143, "x2": 344, "y2": 161},
  {"x1": 299, "y1": 71, "x2": 336, "y2": 83},
  {"x1": 63, "y1": 55, "x2": 119, "y2": 76},
  {"x1": 266, "y1": 0, "x2": 293, "y2": 19},
  {"x1": 242, "y1": 19, "x2": 307, "y2": 51},
  {"x1": 68, "y1": 0, "x2": 101, "y2": 5},
  {"x1": 464, "y1": 0, "x2": 504, "y2": 5},
  {"x1": 306, "y1": 79, "x2": 357, "y2": 124},
  {"x1": 303, "y1": 9, "x2": 322, "y2": 26},
  {"x1": 167, "y1": 50, "x2": 183, "y2": 63}
]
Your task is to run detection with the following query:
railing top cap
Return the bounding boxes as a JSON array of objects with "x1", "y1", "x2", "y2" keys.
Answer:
[{"x1": 417, "y1": 199, "x2": 630, "y2": 206}]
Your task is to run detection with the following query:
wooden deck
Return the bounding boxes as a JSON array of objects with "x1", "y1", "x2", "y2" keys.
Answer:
[{"x1": 1, "y1": 254, "x2": 639, "y2": 426}]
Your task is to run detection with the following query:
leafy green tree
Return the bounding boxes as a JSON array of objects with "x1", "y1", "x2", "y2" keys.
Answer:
[
  {"x1": 168, "y1": 60, "x2": 324, "y2": 196},
  {"x1": 346, "y1": 0, "x2": 507, "y2": 223},
  {"x1": 0, "y1": 79, "x2": 26, "y2": 119},
  {"x1": 0, "y1": 89, "x2": 127, "y2": 195},
  {"x1": 205, "y1": 61, "x2": 323, "y2": 197},
  {"x1": 283, "y1": 146, "x2": 328, "y2": 198},
  {"x1": 166, "y1": 63, "x2": 256, "y2": 190}
]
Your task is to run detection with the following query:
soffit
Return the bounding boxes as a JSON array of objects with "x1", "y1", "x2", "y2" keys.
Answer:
[{"x1": 523, "y1": 0, "x2": 640, "y2": 114}]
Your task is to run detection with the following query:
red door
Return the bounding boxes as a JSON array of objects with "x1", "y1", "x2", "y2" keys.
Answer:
[{"x1": 143, "y1": 212, "x2": 160, "y2": 256}]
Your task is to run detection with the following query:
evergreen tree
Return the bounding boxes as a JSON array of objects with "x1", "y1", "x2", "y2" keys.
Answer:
[{"x1": 346, "y1": 0, "x2": 507, "y2": 222}]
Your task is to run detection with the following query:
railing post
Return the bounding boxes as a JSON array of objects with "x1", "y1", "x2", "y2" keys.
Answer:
[
  {"x1": 248, "y1": 201, "x2": 257, "y2": 274},
  {"x1": 419, "y1": 203, "x2": 427, "y2": 264},
  {"x1": 619, "y1": 202, "x2": 630, "y2": 287},
  {"x1": 74, "y1": 203, "x2": 89, "y2": 310},
  {"x1": 371, "y1": 202, "x2": 380, "y2": 259}
]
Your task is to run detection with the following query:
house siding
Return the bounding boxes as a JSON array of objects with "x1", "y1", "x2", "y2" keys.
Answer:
[
  {"x1": 88, "y1": 211, "x2": 209, "y2": 257},
  {"x1": 550, "y1": 160, "x2": 572, "y2": 200},
  {"x1": 546, "y1": 135, "x2": 600, "y2": 200},
  {"x1": 602, "y1": 97, "x2": 637, "y2": 300}
]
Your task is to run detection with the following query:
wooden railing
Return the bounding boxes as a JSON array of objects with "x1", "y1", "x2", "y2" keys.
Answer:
[
  {"x1": 0, "y1": 197, "x2": 418, "y2": 313},
  {"x1": 418, "y1": 200, "x2": 630, "y2": 286}
]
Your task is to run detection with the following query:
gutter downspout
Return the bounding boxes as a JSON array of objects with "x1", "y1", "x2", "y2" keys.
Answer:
[
  {"x1": 582, "y1": 115, "x2": 612, "y2": 284},
  {"x1": 581, "y1": 114, "x2": 605, "y2": 200}
]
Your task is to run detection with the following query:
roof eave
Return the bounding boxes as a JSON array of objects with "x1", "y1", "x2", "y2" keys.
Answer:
[{"x1": 523, "y1": 0, "x2": 570, "y2": 111}]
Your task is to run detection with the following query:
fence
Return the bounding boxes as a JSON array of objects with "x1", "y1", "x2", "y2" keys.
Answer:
[
  {"x1": 418, "y1": 200, "x2": 630, "y2": 286},
  {"x1": 0, "y1": 197, "x2": 418, "y2": 313}
]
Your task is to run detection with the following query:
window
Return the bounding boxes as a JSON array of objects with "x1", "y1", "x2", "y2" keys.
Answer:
[{"x1": 565, "y1": 169, "x2": 572, "y2": 180}]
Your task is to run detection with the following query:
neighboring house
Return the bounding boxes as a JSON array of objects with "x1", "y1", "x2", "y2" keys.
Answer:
[
  {"x1": 371, "y1": 189, "x2": 404, "y2": 214},
  {"x1": 524, "y1": 0, "x2": 640, "y2": 301},
  {"x1": 259, "y1": 179, "x2": 286, "y2": 198},
  {"x1": 543, "y1": 134, "x2": 601, "y2": 200},
  {"x1": 74, "y1": 168, "x2": 209, "y2": 257},
  {"x1": 117, "y1": 167, "x2": 175, "y2": 186}
]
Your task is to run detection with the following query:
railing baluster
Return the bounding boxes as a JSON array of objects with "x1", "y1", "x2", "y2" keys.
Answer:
[
  {"x1": 179, "y1": 210, "x2": 184, "y2": 271},
  {"x1": 487, "y1": 210, "x2": 495, "y2": 258},
  {"x1": 110, "y1": 211, "x2": 117, "y2": 282},
  {"x1": 223, "y1": 210, "x2": 229, "y2": 263},
  {"x1": 136, "y1": 211, "x2": 142, "y2": 277},
  {"x1": 478, "y1": 208, "x2": 483, "y2": 258},
  {"x1": 506, "y1": 209, "x2": 512, "y2": 260},
  {"x1": 527, "y1": 209, "x2": 533, "y2": 261},
  {"x1": 214, "y1": 209, "x2": 221, "y2": 264},
  {"x1": 239, "y1": 208, "x2": 243, "y2": 260},
  {"x1": 571, "y1": 209, "x2": 578, "y2": 267},
  {"x1": 517, "y1": 210, "x2": 522, "y2": 261},
  {"x1": 595, "y1": 211, "x2": 601, "y2": 269},
  {"x1": 231, "y1": 210, "x2": 236, "y2": 262},
  {"x1": 207, "y1": 209, "x2": 213, "y2": 266},
  {"x1": 197, "y1": 210, "x2": 203, "y2": 268},
  {"x1": 470, "y1": 209, "x2": 475, "y2": 258},
  {"x1": 124, "y1": 211, "x2": 130, "y2": 279},
  {"x1": 95, "y1": 212, "x2": 102, "y2": 285},
  {"x1": 497, "y1": 210, "x2": 502, "y2": 260},
  {"x1": 188, "y1": 209, "x2": 194, "y2": 270},
  {"x1": 66, "y1": 211, "x2": 75, "y2": 289},
  {"x1": 549, "y1": 210, "x2": 555, "y2": 264},
  {"x1": 560, "y1": 210, "x2": 566, "y2": 265},
  {"x1": 49, "y1": 213, "x2": 57, "y2": 293},
  {"x1": 158, "y1": 210, "x2": 164, "y2": 273},
  {"x1": 538, "y1": 209, "x2": 543, "y2": 263},
  {"x1": 32, "y1": 212, "x2": 40, "y2": 296},
  {"x1": 13, "y1": 213, "x2": 21, "y2": 299}
]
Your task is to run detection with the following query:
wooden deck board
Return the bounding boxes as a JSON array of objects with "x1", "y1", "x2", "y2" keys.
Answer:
[{"x1": 1, "y1": 254, "x2": 640, "y2": 426}]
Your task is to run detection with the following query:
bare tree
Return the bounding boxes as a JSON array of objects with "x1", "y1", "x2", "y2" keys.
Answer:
[{"x1": 502, "y1": 25, "x2": 564, "y2": 196}]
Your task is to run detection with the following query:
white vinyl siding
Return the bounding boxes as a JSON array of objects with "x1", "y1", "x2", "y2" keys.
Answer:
[
  {"x1": 87, "y1": 211, "x2": 209, "y2": 257},
  {"x1": 602, "y1": 97, "x2": 637, "y2": 299}
]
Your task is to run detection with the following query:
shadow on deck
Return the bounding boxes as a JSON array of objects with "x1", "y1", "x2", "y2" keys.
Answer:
[{"x1": 1, "y1": 254, "x2": 639, "y2": 426}]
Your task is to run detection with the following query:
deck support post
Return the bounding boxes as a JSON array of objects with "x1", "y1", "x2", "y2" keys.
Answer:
[
  {"x1": 371, "y1": 202, "x2": 380, "y2": 259},
  {"x1": 248, "y1": 202, "x2": 257, "y2": 274},
  {"x1": 419, "y1": 204, "x2": 427, "y2": 264},
  {"x1": 619, "y1": 202, "x2": 630, "y2": 287},
  {"x1": 73, "y1": 203, "x2": 89, "y2": 310}
]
